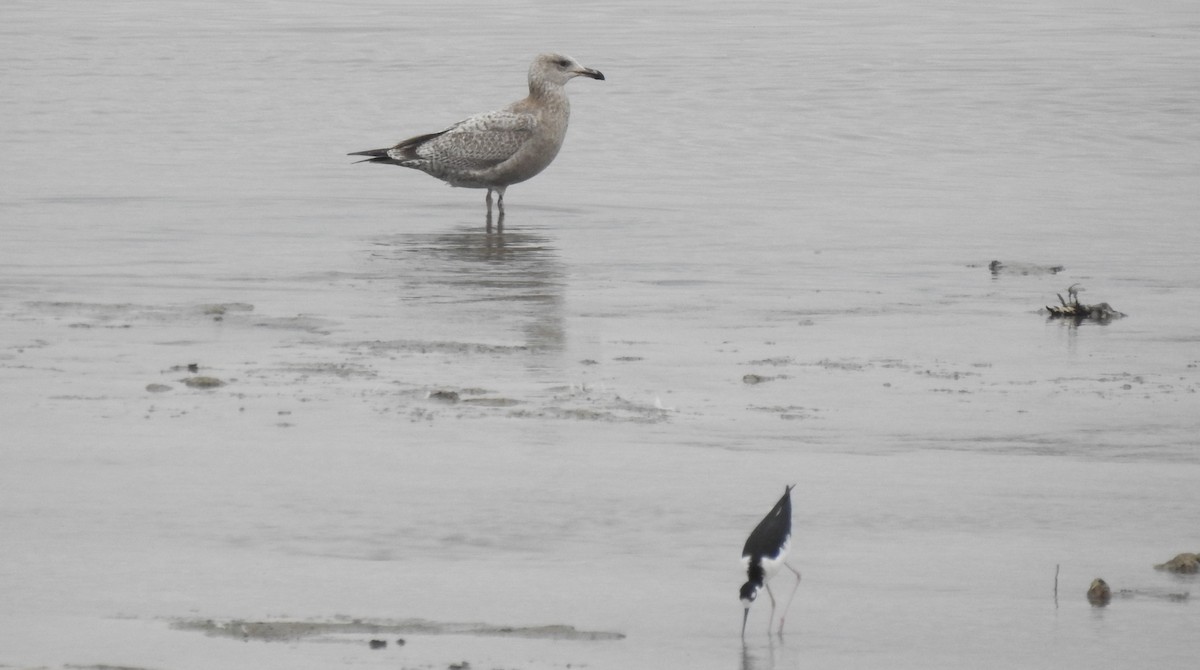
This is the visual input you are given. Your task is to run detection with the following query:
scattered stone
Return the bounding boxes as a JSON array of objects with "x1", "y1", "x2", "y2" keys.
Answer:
[
  {"x1": 369, "y1": 639, "x2": 387, "y2": 649},
  {"x1": 1154, "y1": 552, "x2": 1200, "y2": 574},
  {"x1": 396, "y1": 637, "x2": 406, "y2": 646},
  {"x1": 187, "y1": 363, "x2": 199, "y2": 373},
  {"x1": 742, "y1": 374, "x2": 771, "y2": 385},
  {"x1": 145, "y1": 383, "x2": 172, "y2": 393},
  {"x1": 1087, "y1": 578, "x2": 1111, "y2": 606},
  {"x1": 448, "y1": 662, "x2": 471, "y2": 670},
  {"x1": 182, "y1": 376, "x2": 225, "y2": 389}
]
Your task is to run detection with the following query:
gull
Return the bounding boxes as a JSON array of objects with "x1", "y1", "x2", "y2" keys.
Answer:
[{"x1": 350, "y1": 53, "x2": 605, "y2": 223}]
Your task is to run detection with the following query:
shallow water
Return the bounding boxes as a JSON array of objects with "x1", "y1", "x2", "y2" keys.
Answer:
[{"x1": 3, "y1": 1, "x2": 1199, "y2": 669}]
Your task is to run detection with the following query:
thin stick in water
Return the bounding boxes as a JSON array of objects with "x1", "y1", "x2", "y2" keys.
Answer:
[{"x1": 1054, "y1": 564, "x2": 1060, "y2": 608}]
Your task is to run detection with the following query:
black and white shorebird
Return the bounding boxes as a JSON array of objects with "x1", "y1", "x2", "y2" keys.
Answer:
[{"x1": 740, "y1": 484, "x2": 802, "y2": 637}]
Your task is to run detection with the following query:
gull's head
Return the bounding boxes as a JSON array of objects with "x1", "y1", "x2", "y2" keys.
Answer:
[{"x1": 530, "y1": 53, "x2": 605, "y2": 87}]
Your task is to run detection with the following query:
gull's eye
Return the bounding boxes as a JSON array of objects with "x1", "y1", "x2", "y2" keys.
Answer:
[{"x1": 556, "y1": 58, "x2": 571, "y2": 68}]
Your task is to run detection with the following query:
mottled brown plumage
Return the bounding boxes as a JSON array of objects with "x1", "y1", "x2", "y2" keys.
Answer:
[{"x1": 351, "y1": 53, "x2": 604, "y2": 220}]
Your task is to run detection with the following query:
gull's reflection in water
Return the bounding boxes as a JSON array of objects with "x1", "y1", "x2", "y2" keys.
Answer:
[{"x1": 369, "y1": 225, "x2": 565, "y2": 356}]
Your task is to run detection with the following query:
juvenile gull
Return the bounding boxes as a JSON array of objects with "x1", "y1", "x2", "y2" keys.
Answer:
[{"x1": 350, "y1": 53, "x2": 605, "y2": 221}]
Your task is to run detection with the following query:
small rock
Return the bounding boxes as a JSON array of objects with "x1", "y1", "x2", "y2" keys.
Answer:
[
  {"x1": 448, "y1": 662, "x2": 471, "y2": 670},
  {"x1": 187, "y1": 363, "x2": 199, "y2": 373},
  {"x1": 1087, "y1": 578, "x2": 1111, "y2": 606},
  {"x1": 743, "y1": 374, "x2": 770, "y2": 385},
  {"x1": 369, "y1": 639, "x2": 387, "y2": 649},
  {"x1": 182, "y1": 376, "x2": 225, "y2": 389},
  {"x1": 1154, "y1": 552, "x2": 1200, "y2": 574},
  {"x1": 146, "y1": 383, "x2": 173, "y2": 393},
  {"x1": 396, "y1": 638, "x2": 406, "y2": 646},
  {"x1": 429, "y1": 390, "x2": 460, "y2": 403}
]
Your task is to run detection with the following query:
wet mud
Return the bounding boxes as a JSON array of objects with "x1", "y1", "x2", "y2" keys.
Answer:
[{"x1": 172, "y1": 616, "x2": 625, "y2": 642}]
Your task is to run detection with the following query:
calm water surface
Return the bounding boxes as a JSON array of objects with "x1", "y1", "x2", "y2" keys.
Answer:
[{"x1": 2, "y1": 1, "x2": 1199, "y2": 669}]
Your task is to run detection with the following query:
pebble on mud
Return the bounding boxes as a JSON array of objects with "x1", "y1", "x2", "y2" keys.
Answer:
[
  {"x1": 743, "y1": 374, "x2": 772, "y2": 385},
  {"x1": 146, "y1": 383, "x2": 172, "y2": 393},
  {"x1": 369, "y1": 639, "x2": 387, "y2": 649},
  {"x1": 182, "y1": 376, "x2": 225, "y2": 389}
]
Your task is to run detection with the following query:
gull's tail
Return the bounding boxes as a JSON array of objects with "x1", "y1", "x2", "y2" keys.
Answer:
[
  {"x1": 349, "y1": 130, "x2": 447, "y2": 165},
  {"x1": 347, "y1": 147, "x2": 400, "y2": 165}
]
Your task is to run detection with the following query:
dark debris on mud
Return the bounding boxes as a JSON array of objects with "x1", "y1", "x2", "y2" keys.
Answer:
[{"x1": 1044, "y1": 285, "x2": 1125, "y2": 323}]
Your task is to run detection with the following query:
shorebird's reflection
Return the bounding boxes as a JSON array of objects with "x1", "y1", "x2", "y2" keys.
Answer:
[
  {"x1": 369, "y1": 225, "x2": 565, "y2": 355},
  {"x1": 740, "y1": 634, "x2": 778, "y2": 670}
]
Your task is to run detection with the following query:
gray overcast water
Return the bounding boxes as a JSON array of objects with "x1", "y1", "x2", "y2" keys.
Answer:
[{"x1": 3, "y1": 1, "x2": 1199, "y2": 669}]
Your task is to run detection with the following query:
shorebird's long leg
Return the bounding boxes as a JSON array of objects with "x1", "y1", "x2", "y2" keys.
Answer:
[
  {"x1": 764, "y1": 583, "x2": 777, "y2": 632},
  {"x1": 777, "y1": 563, "x2": 803, "y2": 634},
  {"x1": 485, "y1": 188, "x2": 494, "y2": 216}
]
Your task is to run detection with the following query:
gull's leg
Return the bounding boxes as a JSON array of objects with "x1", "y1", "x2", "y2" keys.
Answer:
[
  {"x1": 485, "y1": 189, "x2": 497, "y2": 232},
  {"x1": 495, "y1": 186, "x2": 506, "y2": 229},
  {"x1": 777, "y1": 563, "x2": 802, "y2": 634}
]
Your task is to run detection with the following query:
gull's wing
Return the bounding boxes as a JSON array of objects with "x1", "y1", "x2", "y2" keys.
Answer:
[{"x1": 394, "y1": 110, "x2": 536, "y2": 171}]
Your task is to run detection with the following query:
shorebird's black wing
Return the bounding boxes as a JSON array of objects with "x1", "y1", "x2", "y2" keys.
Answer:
[{"x1": 741, "y1": 485, "x2": 793, "y2": 560}]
